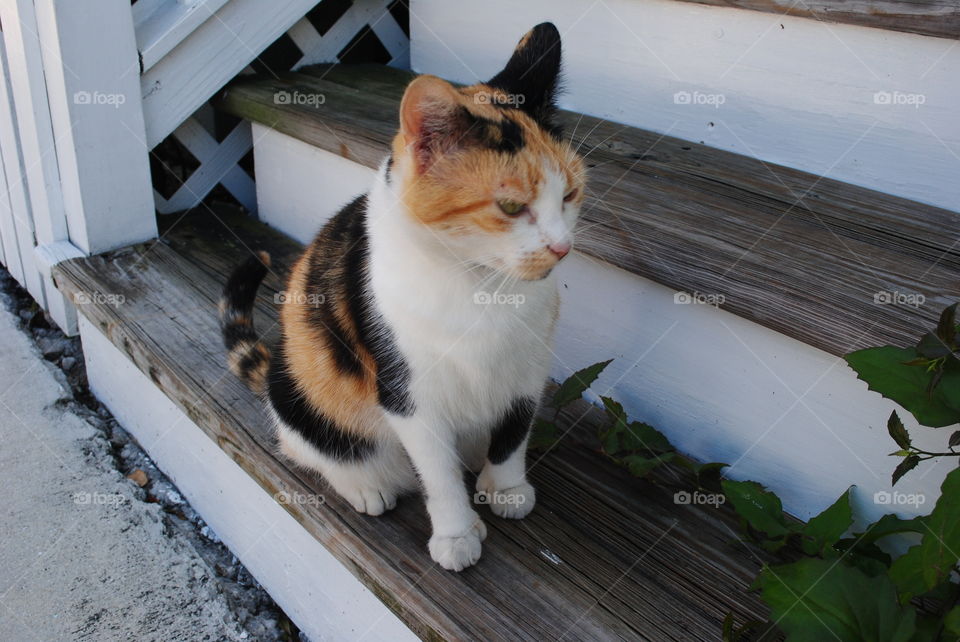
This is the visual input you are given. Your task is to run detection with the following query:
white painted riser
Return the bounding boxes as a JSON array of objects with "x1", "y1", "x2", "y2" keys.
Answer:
[
  {"x1": 80, "y1": 316, "x2": 417, "y2": 642},
  {"x1": 254, "y1": 124, "x2": 953, "y2": 525},
  {"x1": 411, "y1": 0, "x2": 960, "y2": 214}
]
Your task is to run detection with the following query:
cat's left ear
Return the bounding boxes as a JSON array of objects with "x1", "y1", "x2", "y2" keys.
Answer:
[{"x1": 487, "y1": 22, "x2": 562, "y2": 132}]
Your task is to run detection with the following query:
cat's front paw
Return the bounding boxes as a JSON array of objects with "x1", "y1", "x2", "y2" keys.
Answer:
[
  {"x1": 341, "y1": 486, "x2": 398, "y2": 516},
  {"x1": 476, "y1": 470, "x2": 536, "y2": 520},
  {"x1": 428, "y1": 519, "x2": 487, "y2": 571},
  {"x1": 481, "y1": 482, "x2": 536, "y2": 519}
]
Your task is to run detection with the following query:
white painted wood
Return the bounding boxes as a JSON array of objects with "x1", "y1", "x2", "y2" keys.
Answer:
[
  {"x1": 79, "y1": 315, "x2": 418, "y2": 642},
  {"x1": 410, "y1": 0, "x2": 960, "y2": 213},
  {"x1": 371, "y1": 11, "x2": 410, "y2": 69},
  {"x1": 171, "y1": 118, "x2": 257, "y2": 213},
  {"x1": 0, "y1": 0, "x2": 69, "y2": 249},
  {"x1": 254, "y1": 140, "x2": 953, "y2": 525},
  {"x1": 252, "y1": 124, "x2": 373, "y2": 242},
  {"x1": 33, "y1": 240, "x2": 85, "y2": 280},
  {"x1": 0, "y1": 14, "x2": 46, "y2": 307},
  {"x1": 0, "y1": 111, "x2": 25, "y2": 288},
  {"x1": 33, "y1": 0, "x2": 158, "y2": 254},
  {"x1": 141, "y1": 0, "x2": 320, "y2": 148},
  {"x1": 293, "y1": 0, "x2": 394, "y2": 68},
  {"x1": 133, "y1": 0, "x2": 231, "y2": 72},
  {"x1": 156, "y1": 118, "x2": 255, "y2": 214}
]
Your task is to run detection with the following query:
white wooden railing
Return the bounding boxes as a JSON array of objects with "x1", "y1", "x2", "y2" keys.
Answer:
[{"x1": 0, "y1": 0, "x2": 406, "y2": 333}]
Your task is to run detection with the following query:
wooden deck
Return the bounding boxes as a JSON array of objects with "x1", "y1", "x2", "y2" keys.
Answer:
[
  {"x1": 216, "y1": 64, "x2": 960, "y2": 359},
  {"x1": 53, "y1": 205, "x2": 773, "y2": 640}
]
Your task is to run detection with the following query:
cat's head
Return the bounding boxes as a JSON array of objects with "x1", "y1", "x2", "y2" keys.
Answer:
[{"x1": 392, "y1": 23, "x2": 585, "y2": 281}]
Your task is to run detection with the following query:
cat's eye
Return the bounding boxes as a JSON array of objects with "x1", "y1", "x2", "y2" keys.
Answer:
[
  {"x1": 563, "y1": 188, "x2": 578, "y2": 203},
  {"x1": 497, "y1": 200, "x2": 527, "y2": 216}
]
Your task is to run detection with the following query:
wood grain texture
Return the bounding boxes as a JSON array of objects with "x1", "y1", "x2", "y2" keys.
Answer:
[
  {"x1": 215, "y1": 64, "x2": 960, "y2": 357},
  {"x1": 53, "y1": 205, "x2": 771, "y2": 641},
  {"x1": 675, "y1": 0, "x2": 960, "y2": 40}
]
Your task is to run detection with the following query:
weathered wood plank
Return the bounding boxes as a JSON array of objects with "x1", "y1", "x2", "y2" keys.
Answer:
[
  {"x1": 215, "y1": 65, "x2": 960, "y2": 357},
  {"x1": 674, "y1": 0, "x2": 960, "y2": 41},
  {"x1": 54, "y1": 205, "x2": 771, "y2": 640}
]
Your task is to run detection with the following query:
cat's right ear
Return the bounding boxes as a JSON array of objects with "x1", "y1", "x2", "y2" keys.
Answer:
[{"x1": 400, "y1": 75, "x2": 467, "y2": 174}]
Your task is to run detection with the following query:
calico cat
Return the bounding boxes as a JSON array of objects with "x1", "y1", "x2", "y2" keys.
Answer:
[{"x1": 220, "y1": 22, "x2": 585, "y2": 571}]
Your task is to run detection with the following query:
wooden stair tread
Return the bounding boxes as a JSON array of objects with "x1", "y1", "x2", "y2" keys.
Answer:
[
  {"x1": 216, "y1": 63, "x2": 960, "y2": 357},
  {"x1": 53, "y1": 205, "x2": 770, "y2": 641}
]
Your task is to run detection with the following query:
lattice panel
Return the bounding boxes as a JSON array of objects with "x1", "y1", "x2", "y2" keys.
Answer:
[{"x1": 153, "y1": 0, "x2": 410, "y2": 215}]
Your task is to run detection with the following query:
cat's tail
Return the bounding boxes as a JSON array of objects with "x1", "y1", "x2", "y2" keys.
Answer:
[{"x1": 219, "y1": 251, "x2": 272, "y2": 395}]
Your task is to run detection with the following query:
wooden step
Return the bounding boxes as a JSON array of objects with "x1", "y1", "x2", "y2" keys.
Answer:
[
  {"x1": 216, "y1": 64, "x2": 960, "y2": 358},
  {"x1": 52, "y1": 205, "x2": 771, "y2": 640}
]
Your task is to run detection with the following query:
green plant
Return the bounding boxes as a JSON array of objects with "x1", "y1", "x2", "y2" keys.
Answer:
[
  {"x1": 530, "y1": 359, "x2": 725, "y2": 485},
  {"x1": 534, "y1": 304, "x2": 960, "y2": 640},
  {"x1": 721, "y1": 302, "x2": 960, "y2": 640},
  {"x1": 846, "y1": 303, "x2": 960, "y2": 484}
]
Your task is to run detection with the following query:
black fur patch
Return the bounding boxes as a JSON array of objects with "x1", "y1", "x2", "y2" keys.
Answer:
[
  {"x1": 305, "y1": 196, "x2": 415, "y2": 416},
  {"x1": 463, "y1": 109, "x2": 525, "y2": 154},
  {"x1": 268, "y1": 343, "x2": 375, "y2": 461},
  {"x1": 237, "y1": 346, "x2": 268, "y2": 375},
  {"x1": 221, "y1": 254, "x2": 269, "y2": 350},
  {"x1": 341, "y1": 201, "x2": 415, "y2": 417},
  {"x1": 306, "y1": 251, "x2": 365, "y2": 377},
  {"x1": 487, "y1": 23, "x2": 563, "y2": 138},
  {"x1": 488, "y1": 397, "x2": 536, "y2": 465}
]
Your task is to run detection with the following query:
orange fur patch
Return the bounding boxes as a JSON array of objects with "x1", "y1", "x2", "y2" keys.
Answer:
[{"x1": 281, "y1": 247, "x2": 382, "y2": 439}]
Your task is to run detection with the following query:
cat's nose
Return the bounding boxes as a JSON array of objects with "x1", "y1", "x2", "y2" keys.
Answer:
[{"x1": 548, "y1": 241, "x2": 571, "y2": 259}]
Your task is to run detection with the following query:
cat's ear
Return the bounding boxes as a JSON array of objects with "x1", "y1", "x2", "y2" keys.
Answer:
[
  {"x1": 400, "y1": 75, "x2": 473, "y2": 173},
  {"x1": 487, "y1": 22, "x2": 562, "y2": 132}
]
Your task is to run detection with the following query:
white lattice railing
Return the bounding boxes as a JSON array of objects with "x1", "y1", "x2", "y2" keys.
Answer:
[{"x1": 0, "y1": 0, "x2": 409, "y2": 332}]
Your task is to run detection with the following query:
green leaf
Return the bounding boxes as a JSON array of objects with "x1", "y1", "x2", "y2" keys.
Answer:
[
  {"x1": 721, "y1": 480, "x2": 793, "y2": 538},
  {"x1": 945, "y1": 606, "x2": 960, "y2": 637},
  {"x1": 849, "y1": 513, "x2": 926, "y2": 545},
  {"x1": 845, "y1": 346, "x2": 960, "y2": 427},
  {"x1": 600, "y1": 396, "x2": 674, "y2": 456},
  {"x1": 551, "y1": 360, "x2": 613, "y2": 409},
  {"x1": 887, "y1": 411, "x2": 911, "y2": 449},
  {"x1": 801, "y1": 487, "x2": 854, "y2": 556},
  {"x1": 889, "y1": 468, "x2": 960, "y2": 602},
  {"x1": 916, "y1": 332, "x2": 953, "y2": 360},
  {"x1": 528, "y1": 418, "x2": 559, "y2": 451},
  {"x1": 891, "y1": 455, "x2": 920, "y2": 486},
  {"x1": 693, "y1": 461, "x2": 728, "y2": 491},
  {"x1": 621, "y1": 452, "x2": 674, "y2": 477},
  {"x1": 887, "y1": 546, "x2": 927, "y2": 604},
  {"x1": 756, "y1": 558, "x2": 917, "y2": 642},
  {"x1": 935, "y1": 303, "x2": 958, "y2": 347}
]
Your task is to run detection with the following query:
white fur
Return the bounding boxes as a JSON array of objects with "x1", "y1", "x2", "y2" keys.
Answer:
[{"x1": 276, "y1": 156, "x2": 580, "y2": 571}]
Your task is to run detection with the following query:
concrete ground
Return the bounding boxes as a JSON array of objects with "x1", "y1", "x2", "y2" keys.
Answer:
[{"x1": 0, "y1": 285, "x2": 287, "y2": 641}]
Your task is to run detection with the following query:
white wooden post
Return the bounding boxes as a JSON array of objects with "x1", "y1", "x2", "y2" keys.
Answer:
[
  {"x1": 34, "y1": 0, "x2": 157, "y2": 254},
  {"x1": 0, "y1": 0, "x2": 73, "y2": 330}
]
